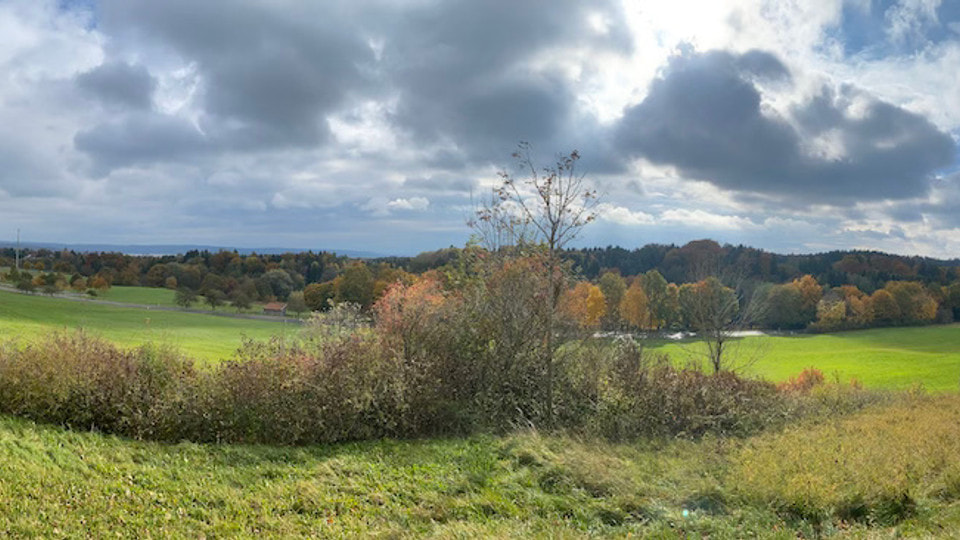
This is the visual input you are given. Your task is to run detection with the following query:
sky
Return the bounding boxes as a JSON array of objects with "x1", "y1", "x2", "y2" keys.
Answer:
[{"x1": 1, "y1": 0, "x2": 959, "y2": 257}]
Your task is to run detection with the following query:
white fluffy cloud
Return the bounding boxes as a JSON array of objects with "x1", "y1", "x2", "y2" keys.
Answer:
[
  {"x1": 660, "y1": 209, "x2": 759, "y2": 230},
  {"x1": 387, "y1": 197, "x2": 430, "y2": 211},
  {"x1": 596, "y1": 203, "x2": 655, "y2": 225}
]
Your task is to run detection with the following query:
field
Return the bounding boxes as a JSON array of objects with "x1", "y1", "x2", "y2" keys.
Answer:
[
  {"x1": 0, "y1": 395, "x2": 958, "y2": 537},
  {"x1": 94, "y1": 285, "x2": 178, "y2": 306},
  {"x1": 3, "y1": 288, "x2": 960, "y2": 389},
  {"x1": 0, "y1": 289, "x2": 291, "y2": 362},
  {"x1": 652, "y1": 325, "x2": 960, "y2": 391},
  {"x1": 3, "y1": 289, "x2": 960, "y2": 536}
]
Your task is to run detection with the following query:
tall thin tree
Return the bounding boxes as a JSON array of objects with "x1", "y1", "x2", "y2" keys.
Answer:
[{"x1": 472, "y1": 142, "x2": 600, "y2": 425}]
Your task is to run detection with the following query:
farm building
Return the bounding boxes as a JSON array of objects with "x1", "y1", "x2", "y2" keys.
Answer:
[{"x1": 262, "y1": 302, "x2": 287, "y2": 316}]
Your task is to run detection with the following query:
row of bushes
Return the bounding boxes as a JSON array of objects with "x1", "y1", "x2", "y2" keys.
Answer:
[{"x1": 0, "y1": 330, "x2": 883, "y2": 445}]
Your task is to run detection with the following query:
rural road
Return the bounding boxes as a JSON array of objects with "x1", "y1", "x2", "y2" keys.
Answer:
[{"x1": 0, "y1": 284, "x2": 304, "y2": 325}]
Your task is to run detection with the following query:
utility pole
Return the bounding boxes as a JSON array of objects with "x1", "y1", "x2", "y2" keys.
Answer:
[{"x1": 15, "y1": 228, "x2": 20, "y2": 271}]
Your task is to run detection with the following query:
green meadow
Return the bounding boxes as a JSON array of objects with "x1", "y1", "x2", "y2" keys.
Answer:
[
  {"x1": 0, "y1": 395, "x2": 959, "y2": 537},
  {"x1": 0, "y1": 289, "x2": 292, "y2": 362},
  {"x1": 85, "y1": 286, "x2": 278, "y2": 314},
  {"x1": 94, "y1": 285, "x2": 178, "y2": 305},
  {"x1": 3, "y1": 288, "x2": 960, "y2": 389},
  {"x1": 653, "y1": 324, "x2": 960, "y2": 391}
]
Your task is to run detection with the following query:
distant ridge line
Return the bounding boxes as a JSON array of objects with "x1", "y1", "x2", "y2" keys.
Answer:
[{"x1": 0, "y1": 241, "x2": 386, "y2": 259}]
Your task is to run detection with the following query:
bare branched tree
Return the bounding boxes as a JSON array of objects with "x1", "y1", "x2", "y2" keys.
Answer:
[
  {"x1": 468, "y1": 190, "x2": 531, "y2": 253},
  {"x1": 471, "y1": 141, "x2": 600, "y2": 425},
  {"x1": 678, "y1": 274, "x2": 770, "y2": 374},
  {"x1": 495, "y1": 142, "x2": 599, "y2": 256}
]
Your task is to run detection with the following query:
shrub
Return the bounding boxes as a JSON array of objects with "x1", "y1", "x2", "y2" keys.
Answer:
[
  {"x1": 559, "y1": 341, "x2": 784, "y2": 440},
  {"x1": 0, "y1": 333, "x2": 193, "y2": 440},
  {"x1": 0, "y1": 329, "x2": 818, "y2": 445},
  {"x1": 191, "y1": 335, "x2": 407, "y2": 444},
  {"x1": 0, "y1": 332, "x2": 413, "y2": 444},
  {"x1": 777, "y1": 367, "x2": 824, "y2": 393}
]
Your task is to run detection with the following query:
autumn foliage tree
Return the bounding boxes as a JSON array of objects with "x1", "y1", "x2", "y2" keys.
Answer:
[
  {"x1": 869, "y1": 289, "x2": 901, "y2": 325},
  {"x1": 640, "y1": 270, "x2": 677, "y2": 329},
  {"x1": 375, "y1": 275, "x2": 451, "y2": 361},
  {"x1": 560, "y1": 281, "x2": 606, "y2": 329},
  {"x1": 810, "y1": 285, "x2": 874, "y2": 331},
  {"x1": 884, "y1": 281, "x2": 937, "y2": 324},
  {"x1": 336, "y1": 263, "x2": 376, "y2": 308},
  {"x1": 760, "y1": 283, "x2": 804, "y2": 329},
  {"x1": 619, "y1": 280, "x2": 650, "y2": 330},
  {"x1": 597, "y1": 271, "x2": 626, "y2": 330},
  {"x1": 303, "y1": 281, "x2": 336, "y2": 311},
  {"x1": 89, "y1": 275, "x2": 110, "y2": 292},
  {"x1": 793, "y1": 274, "x2": 823, "y2": 322}
]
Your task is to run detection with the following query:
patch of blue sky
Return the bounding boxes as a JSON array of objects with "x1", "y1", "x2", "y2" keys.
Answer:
[
  {"x1": 57, "y1": 0, "x2": 98, "y2": 29},
  {"x1": 827, "y1": 0, "x2": 959, "y2": 59}
]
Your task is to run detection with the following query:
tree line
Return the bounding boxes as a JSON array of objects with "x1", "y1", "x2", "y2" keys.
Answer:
[
  {"x1": 3, "y1": 240, "x2": 960, "y2": 324},
  {"x1": 559, "y1": 269, "x2": 960, "y2": 333}
]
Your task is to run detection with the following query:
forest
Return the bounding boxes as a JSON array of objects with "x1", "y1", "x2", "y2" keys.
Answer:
[{"x1": 4, "y1": 239, "x2": 959, "y2": 334}]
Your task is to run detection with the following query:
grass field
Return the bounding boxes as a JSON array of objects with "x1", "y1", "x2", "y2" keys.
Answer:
[
  {"x1": 92, "y1": 286, "x2": 307, "y2": 317},
  {"x1": 3, "y1": 287, "x2": 960, "y2": 388},
  {"x1": 95, "y1": 285, "x2": 178, "y2": 306},
  {"x1": 1, "y1": 281, "x2": 284, "y2": 315},
  {"x1": 0, "y1": 396, "x2": 958, "y2": 537},
  {"x1": 0, "y1": 289, "x2": 291, "y2": 362},
  {"x1": 652, "y1": 324, "x2": 960, "y2": 391}
]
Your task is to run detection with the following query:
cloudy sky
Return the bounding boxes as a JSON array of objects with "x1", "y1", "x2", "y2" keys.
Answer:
[{"x1": 1, "y1": 0, "x2": 959, "y2": 257}]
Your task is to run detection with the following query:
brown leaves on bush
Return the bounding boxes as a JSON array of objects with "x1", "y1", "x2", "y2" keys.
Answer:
[{"x1": 777, "y1": 367, "x2": 825, "y2": 394}]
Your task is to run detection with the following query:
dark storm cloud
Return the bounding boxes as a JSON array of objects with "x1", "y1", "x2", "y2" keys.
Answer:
[
  {"x1": 883, "y1": 172, "x2": 960, "y2": 228},
  {"x1": 615, "y1": 49, "x2": 956, "y2": 204},
  {"x1": 75, "y1": 61, "x2": 156, "y2": 109},
  {"x1": 74, "y1": 113, "x2": 208, "y2": 172},
  {"x1": 382, "y1": 0, "x2": 631, "y2": 164},
  {"x1": 734, "y1": 49, "x2": 792, "y2": 80},
  {"x1": 927, "y1": 173, "x2": 960, "y2": 227},
  {"x1": 98, "y1": 0, "x2": 375, "y2": 149},
  {"x1": 859, "y1": 227, "x2": 907, "y2": 241},
  {"x1": 884, "y1": 203, "x2": 925, "y2": 223},
  {"x1": 76, "y1": 0, "x2": 630, "y2": 178}
]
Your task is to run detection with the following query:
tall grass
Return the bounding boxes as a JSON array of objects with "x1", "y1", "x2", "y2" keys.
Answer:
[{"x1": 732, "y1": 396, "x2": 960, "y2": 527}]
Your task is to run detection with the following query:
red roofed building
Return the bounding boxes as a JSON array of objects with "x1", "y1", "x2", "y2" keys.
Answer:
[{"x1": 262, "y1": 302, "x2": 287, "y2": 316}]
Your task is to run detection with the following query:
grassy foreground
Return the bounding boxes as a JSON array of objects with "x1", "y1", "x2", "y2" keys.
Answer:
[
  {"x1": 0, "y1": 289, "x2": 289, "y2": 362},
  {"x1": 655, "y1": 324, "x2": 960, "y2": 391},
  {"x1": 0, "y1": 396, "x2": 959, "y2": 537}
]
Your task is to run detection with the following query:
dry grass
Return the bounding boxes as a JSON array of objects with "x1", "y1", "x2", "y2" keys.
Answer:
[{"x1": 732, "y1": 394, "x2": 960, "y2": 528}]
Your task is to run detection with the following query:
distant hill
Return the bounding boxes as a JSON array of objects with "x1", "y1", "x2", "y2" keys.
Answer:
[
  {"x1": 0, "y1": 241, "x2": 385, "y2": 259},
  {"x1": 385, "y1": 242, "x2": 960, "y2": 292},
  {"x1": 3, "y1": 238, "x2": 958, "y2": 294}
]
